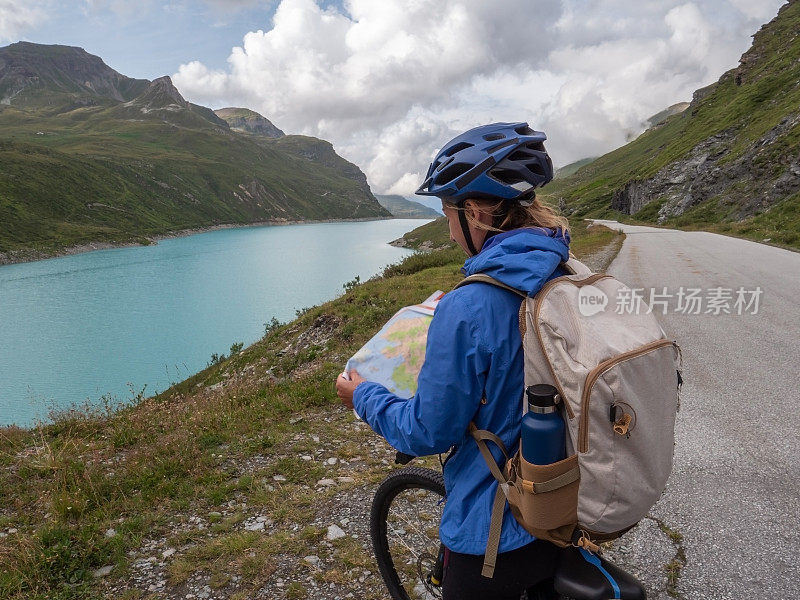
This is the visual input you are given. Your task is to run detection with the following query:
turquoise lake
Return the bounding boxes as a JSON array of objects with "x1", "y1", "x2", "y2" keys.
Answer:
[{"x1": 0, "y1": 219, "x2": 429, "y2": 427}]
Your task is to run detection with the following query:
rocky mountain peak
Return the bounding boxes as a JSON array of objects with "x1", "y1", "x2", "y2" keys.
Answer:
[
  {"x1": 133, "y1": 76, "x2": 188, "y2": 109},
  {"x1": 0, "y1": 42, "x2": 148, "y2": 107},
  {"x1": 214, "y1": 107, "x2": 284, "y2": 138}
]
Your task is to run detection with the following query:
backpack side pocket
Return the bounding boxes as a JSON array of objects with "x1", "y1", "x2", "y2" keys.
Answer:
[{"x1": 506, "y1": 449, "x2": 580, "y2": 542}]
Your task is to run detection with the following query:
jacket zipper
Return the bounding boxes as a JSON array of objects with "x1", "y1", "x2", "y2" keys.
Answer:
[
  {"x1": 531, "y1": 273, "x2": 612, "y2": 420},
  {"x1": 578, "y1": 339, "x2": 677, "y2": 453}
]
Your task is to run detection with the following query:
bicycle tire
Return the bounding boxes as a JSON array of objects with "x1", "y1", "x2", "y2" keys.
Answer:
[{"x1": 370, "y1": 466, "x2": 446, "y2": 600}]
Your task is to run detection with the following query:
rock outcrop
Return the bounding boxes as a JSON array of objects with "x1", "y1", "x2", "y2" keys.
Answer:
[
  {"x1": 0, "y1": 41, "x2": 148, "y2": 108},
  {"x1": 132, "y1": 76, "x2": 189, "y2": 110},
  {"x1": 611, "y1": 111, "x2": 800, "y2": 221}
]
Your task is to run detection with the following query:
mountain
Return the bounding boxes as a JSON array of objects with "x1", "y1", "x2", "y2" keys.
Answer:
[
  {"x1": 409, "y1": 196, "x2": 445, "y2": 215},
  {"x1": 0, "y1": 43, "x2": 389, "y2": 260},
  {"x1": 546, "y1": 1, "x2": 800, "y2": 248},
  {"x1": 375, "y1": 195, "x2": 442, "y2": 218},
  {"x1": 214, "y1": 107, "x2": 284, "y2": 138},
  {"x1": 0, "y1": 42, "x2": 149, "y2": 110},
  {"x1": 112, "y1": 75, "x2": 231, "y2": 129},
  {"x1": 646, "y1": 102, "x2": 690, "y2": 129},
  {"x1": 272, "y1": 135, "x2": 370, "y2": 191}
]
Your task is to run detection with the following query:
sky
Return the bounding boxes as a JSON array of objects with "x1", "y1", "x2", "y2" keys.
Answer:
[{"x1": 0, "y1": 0, "x2": 787, "y2": 196}]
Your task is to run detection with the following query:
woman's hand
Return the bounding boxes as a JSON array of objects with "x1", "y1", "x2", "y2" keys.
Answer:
[{"x1": 335, "y1": 370, "x2": 366, "y2": 409}]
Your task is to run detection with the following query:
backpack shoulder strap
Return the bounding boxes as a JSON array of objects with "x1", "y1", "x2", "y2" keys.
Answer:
[
  {"x1": 468, "y1": 422, "x2": 511, "y2": 579},
  {"x1": 562, "y1": 257, "x2": 593, "y2": 276},
  {"x1": 453, "y1": 273, "x2": 527, "y2": 298},
  {"x1": 454, "y1": 257, "x2": 594, "y2": 296}
]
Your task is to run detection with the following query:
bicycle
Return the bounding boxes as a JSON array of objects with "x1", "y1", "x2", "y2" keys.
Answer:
[{"x1": 370, "y1": 452, "x2": 647, "y2": 600}]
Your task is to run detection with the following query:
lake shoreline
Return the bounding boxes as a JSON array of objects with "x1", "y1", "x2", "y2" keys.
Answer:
[
  {"x1": 1, "y1": 219, "x2": 425, "y2": 427},
  {"x1": 0, "y1": 216, "x2": 401, "y2": 266}
]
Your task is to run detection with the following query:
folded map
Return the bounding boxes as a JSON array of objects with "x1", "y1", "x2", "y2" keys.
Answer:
[{"x1": 345, "y1": 290, "x2": 445, "y2": 399}]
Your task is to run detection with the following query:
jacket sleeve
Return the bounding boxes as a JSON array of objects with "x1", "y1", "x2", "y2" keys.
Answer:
[{"x1": 352, "y1": 292, "x2": 489, "y2": 456}]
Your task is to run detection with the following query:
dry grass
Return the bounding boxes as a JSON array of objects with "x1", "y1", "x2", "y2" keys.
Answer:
[{"x1": 0, "y1": 219, "x2": 620, "y2": 599}]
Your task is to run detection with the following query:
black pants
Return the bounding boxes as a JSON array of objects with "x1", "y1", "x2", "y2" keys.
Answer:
[{"x1": 442, "y1": 539, "x2": 559, "y2": 600}]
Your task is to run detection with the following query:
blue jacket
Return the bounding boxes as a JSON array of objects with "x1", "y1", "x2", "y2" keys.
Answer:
[{"x1": 353, "y1": 227, "x2": 570, "y2": 555}]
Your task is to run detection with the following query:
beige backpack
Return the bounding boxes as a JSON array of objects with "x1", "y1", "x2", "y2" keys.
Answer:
[{"x1": 455, "y1": 257, "x2": 682, "y2": 578}]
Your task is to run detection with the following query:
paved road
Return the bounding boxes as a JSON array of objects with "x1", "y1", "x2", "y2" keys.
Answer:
[{"x1": 591, "y1": 221, "x2": 799, "y2": 599}]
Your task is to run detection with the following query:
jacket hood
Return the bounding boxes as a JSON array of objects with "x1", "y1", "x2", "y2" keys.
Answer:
[{"x1": 461, "y1": 227, "x2": 570, "y2": 296}]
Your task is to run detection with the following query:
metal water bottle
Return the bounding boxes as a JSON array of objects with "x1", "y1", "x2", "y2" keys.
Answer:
[{"x1": 521, "y1": 384, "x2": 566, "y2": 465}]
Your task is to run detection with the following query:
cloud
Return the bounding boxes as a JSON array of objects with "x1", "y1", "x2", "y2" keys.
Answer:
[
  {"x1": 727, "y1": 0, "x2": 785, "y2": 21},
  {"x1": 537, "y1": 1, "x2": 786, "y2": 164},
  {"x1": 0, "y1": 0, "x2": 48, "y2": 42},
  {"x1": 173, "y1": 0, "x2": 786, "y2": 194}
]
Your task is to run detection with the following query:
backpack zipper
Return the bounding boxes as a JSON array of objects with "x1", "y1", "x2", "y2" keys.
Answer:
[
  {"x1": 532, "y1": 273, "x2": 612, "y2": 420},
  {"x1": 578, "y1": 339, "x2": 677, "y2": 453}
]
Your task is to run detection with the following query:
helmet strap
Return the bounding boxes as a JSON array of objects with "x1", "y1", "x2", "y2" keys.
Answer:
[{"x1": 458, "y1": 208, "x2": 480, "y2": 256}]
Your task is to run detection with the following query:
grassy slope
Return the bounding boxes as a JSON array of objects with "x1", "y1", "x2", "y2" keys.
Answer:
[
  {"x1": 545, "y1": 1, "x2": 800, "y2": 248},
  {"x1": 0, "y1": 106, "x2": 387, "y2": 257},
  {"x1": 0, "y1": 219, "x2": 617, "y2": 600},
  {"x1": 555, "y1": 157, "x2": 597, "y2": 179},
  {"x1": 392, "y1": 217, "x2": 453, "y2": 249}
]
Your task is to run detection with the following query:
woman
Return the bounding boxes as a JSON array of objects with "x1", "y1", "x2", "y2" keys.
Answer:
[{"x1": 336, "y1": 122, "x2": 569, "y2": 599}]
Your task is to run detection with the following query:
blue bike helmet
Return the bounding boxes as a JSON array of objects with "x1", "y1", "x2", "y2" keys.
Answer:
[
  {"x1": 415, "y1": 122, "x2": 553, "y2": 204},
  {"x1": 415, "y1": 122, "x2": 554, "y2": 255}
]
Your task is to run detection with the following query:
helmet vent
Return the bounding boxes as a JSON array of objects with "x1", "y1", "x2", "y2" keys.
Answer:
[
  {"x1": 442, "y1": 142, "x2": 473, "y2": 157},
  {"x1": 508, "y1": 150, "x2": 534, "y2": 161},
  {"x1": 527, "y1": 162, "x2": 547, "y2": 177},
  {"x1": 438, "y1": 162, "x2": 472, "y2": 184},
  {"x1": 514, "y1": 125, "x2": 535, "y2": 136},
  {"x1": 434, "y1": 155, "x2": 454, "y2": 172},
  {"x1": 483, "y1": 133, "x2": 505, "y2": 141},
  {"x1": 489, "y1": 168, "x2": 525, "y2": 185}
]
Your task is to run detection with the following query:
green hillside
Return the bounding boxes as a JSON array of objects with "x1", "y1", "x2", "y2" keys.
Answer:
[
  {"x1": 555, "y1": 157, "x2": 597, "y2": 179},
  {"x1": 646, "y1": 102, "x2": 690, "y2": 129},
  {"x1": 0, "y1": 43, "x2": 389, "y2": 261},
  {"x1": 375, "y1": 194, "x2": 441, "y2": 218},
  {"x1": 546, "y1": 0, "x2": 800, "y2": 248},
  {"x1": 0, "y1": 218, "x2": 620, "y2": 600}
]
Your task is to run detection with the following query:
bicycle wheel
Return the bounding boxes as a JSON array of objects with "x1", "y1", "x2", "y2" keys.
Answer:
[{"x1": 370, "y1": 466, "x2": 446, "y2": 600}]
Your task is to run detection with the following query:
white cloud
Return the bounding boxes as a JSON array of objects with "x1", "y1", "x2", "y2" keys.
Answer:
[
  {"x1": 537, "y1": 1, "x2": 786, "y2": 165},
  {"x1": 0, "y1": 0, "x2": 48, "y2": 42},
  {"x1": 360, "y1": 112, "x2": 454, "y2": 194},
  {"x1": 174, "y1": 60, "x2": 230, "y2": 99},
  {"x1": 727, "y1": 0, "x2": 785, "y2": 21},
  {"x1": 173, "y1": 0, "x2": 787, "y2": 194}
]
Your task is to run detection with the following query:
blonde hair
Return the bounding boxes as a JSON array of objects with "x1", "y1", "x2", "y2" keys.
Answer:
[{"x1": 446, "y1": 192, "x2": 570, "y2": 235}]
